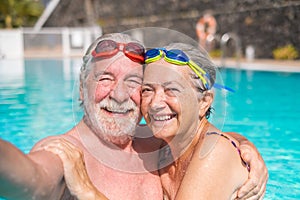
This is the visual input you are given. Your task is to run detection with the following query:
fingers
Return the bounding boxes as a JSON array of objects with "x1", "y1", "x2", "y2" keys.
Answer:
[
  {"x1": 239, "y1": 143, "x2": 254, "y2": 163},
  {"x1": 40, "y1": 139, "x2": 88, "y2": 181},
  {"x1": 237, "y1": 176, "x2": 257, "y2": 199},
  {"x1": 234, "y1": 181, "x2": 266, "y2": 200},
  {"x1": 34, "y1": 138, "x2": 93, "y2": 198},
  {"x1": 36, "y1": 138, "x2": 83, "y2": 162},
  {"x1": 238, "y1": 185, "x2": 266, "y2": 200},
  {"x1": 237, "y1": 143, "x2": 269, "y2": 199},
  {"x1": 256, "y1": 179, "x2": 267, "y2": 200},
  {"x1": 237, "y1": 167, "x2": 267, "y2": 199}
]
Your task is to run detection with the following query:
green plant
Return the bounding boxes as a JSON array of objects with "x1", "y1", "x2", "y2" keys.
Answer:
[
  {"x1": 272, "y1": 44, "x2": 299, "y2": 60},
  {"x1": 209, "y1": 49, "x2": 222, "y2": 58},
  {"x1": 0, "y1": 0, "x2": 44, "y2": 28}
]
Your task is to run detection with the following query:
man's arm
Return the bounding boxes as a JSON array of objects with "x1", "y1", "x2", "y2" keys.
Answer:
[
  {"x1": 226, "y1": 132, "x2": 268, "y2": 199},
  {"x1": 0, "y1": 139, "x2": 65, "y2": 200}
]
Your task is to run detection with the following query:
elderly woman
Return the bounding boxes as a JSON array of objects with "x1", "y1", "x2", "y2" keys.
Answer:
[
  {"x1": 40, "y1": 41, "x2": 266, "y2": 199},
  {"x1": 141, "y1": 43, "x2": 249, "y2": 199}
]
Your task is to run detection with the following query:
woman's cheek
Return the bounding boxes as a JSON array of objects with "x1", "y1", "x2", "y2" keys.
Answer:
[{"x1": 141, "y1": 97, "x2": 151, "y2": 122}]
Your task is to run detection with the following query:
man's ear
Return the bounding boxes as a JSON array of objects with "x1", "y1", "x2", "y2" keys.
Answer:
[{"x1": 198, "y1": 91, "x2": 214, "y2": 118}]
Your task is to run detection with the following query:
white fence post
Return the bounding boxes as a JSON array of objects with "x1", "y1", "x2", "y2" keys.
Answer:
[
  {"x1": 0, "y1": 29, "x2": 24, "y2": 59},
  {"x1": 62, "y1": 27, "x2": 70, "y2": 57}
]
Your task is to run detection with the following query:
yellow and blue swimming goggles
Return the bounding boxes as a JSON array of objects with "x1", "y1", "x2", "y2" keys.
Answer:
[{"x1": 144, "y1": 48, "x2": 234, "y2": 92}]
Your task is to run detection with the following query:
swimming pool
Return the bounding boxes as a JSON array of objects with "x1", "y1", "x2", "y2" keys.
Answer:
[{"x1": 0, "y1": 59, "x2": 299, "y2": 199}]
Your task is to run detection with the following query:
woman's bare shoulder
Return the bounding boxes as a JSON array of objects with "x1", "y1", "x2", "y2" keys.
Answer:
[{"x1": 177, "y1": 131, "x2": 248, "y2": 199}]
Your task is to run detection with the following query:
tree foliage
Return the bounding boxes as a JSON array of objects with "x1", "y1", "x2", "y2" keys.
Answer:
[{"x1": 0, "y1": 0, "x2": 44, "y2": 28}]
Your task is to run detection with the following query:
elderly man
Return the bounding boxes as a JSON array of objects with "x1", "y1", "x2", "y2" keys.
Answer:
[{"x1": 0, "y1": 33, "x2": 267, "y2": 200}]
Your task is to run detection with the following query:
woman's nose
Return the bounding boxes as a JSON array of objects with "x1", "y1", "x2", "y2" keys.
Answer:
[{"x1": 150, "y1": 90, "x2": 166, "y2": 111}]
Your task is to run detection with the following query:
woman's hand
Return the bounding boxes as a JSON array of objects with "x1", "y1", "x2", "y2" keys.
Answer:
[
  {"x1": 226, "y1": 132, "x2": 268, "y2": 200},
  {"x1": 227, "y1": 132, "x2": 269, "y2": 199},
  {"x1": 39, "y1": 139, "x2": 108, "y2": 200},
  {"x1": 237, "y1": 140, "x2": 268, "y2": 199}
]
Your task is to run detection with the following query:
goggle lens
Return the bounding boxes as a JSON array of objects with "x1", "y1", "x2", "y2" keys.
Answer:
[
  {"x1": 92, "y1": 39, "x2": 145, "y2": 63},
  {"x1": 93, "y1": 40, "x2": 118, "y2": 58},
  {"x1": 165, "y1": 49, "x2": 189, "y2": 63}
]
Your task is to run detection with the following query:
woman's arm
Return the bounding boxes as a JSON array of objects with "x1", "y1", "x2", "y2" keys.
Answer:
[
  {"x1": 40, "y1": 138, "x2": 109, "y2": 200},
  {"x1": 226, "y1": 132, "x2": 268, "y2": 199}
]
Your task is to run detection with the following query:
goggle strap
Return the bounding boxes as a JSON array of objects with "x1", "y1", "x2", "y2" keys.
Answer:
[
  {"x1": 188, "y1": 64, "x2": 209, "y2": 89},
  {"x1": 189, "y1": 60, "x2": 207, "y2": 75},
  {"x1": 188, "y1": 60, "x2": 213, "y2": 88},
  {"x1": 163, "y1": 55, "x2": 209, "y2": 89},
  {"x1": 213, "y1": 83, "x2": 235, "y2": 92}
]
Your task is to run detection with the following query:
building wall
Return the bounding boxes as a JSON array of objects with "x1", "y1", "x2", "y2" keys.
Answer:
[{"x1": 44, "y1": 0, "x2": 300, "y2": 58}]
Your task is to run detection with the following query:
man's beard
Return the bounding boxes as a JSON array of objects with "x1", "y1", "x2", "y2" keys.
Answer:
[{"x1": 84, "y1": 96, "x2": 140, "y2": 145}]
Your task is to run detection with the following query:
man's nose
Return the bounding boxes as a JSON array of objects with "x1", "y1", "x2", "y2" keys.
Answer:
[{"x1": 110, "y1": 81, "x2": 130, "y2": 103}]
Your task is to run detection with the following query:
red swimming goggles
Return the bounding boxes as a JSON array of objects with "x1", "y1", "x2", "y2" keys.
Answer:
[{"x1": 91, "y1": 39, "x2": 145, "y2": 63}]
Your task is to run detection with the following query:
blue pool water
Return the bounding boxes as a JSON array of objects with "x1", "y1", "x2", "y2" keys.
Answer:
[{"x1": 0, "y1": 59, "x2": 299, "y2": 199}]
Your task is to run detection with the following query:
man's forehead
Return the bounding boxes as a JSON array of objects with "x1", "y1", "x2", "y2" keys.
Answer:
[{"x1": 92, "y1": 56, "x2": 143, "y2": 75}]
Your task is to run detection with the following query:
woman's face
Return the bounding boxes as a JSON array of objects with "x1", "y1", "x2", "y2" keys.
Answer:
[{"x1": 141, "y1": 60, "x2": 200, "y2": 143}]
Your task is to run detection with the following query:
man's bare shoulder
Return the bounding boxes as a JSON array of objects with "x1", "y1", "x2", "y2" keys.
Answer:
[{"x1": 30, "y1": 126, "x2": 79, "y2": 152}]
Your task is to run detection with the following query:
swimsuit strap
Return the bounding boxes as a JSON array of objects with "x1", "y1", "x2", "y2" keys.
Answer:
[{"x1": 207, "y1": 132, "x2": 250, "y2": 172}]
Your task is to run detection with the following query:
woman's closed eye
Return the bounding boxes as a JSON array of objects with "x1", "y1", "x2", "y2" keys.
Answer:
[
  {"x1": 164, "y1": 87, "x2": 181, "y2": 96},
  {"x1": 141, "y1": 86, "x2": 154, "y2": 95},
  {"x1": 162, "y1": 81, "x2": 184, "y2": 96},
  {"x1": 165, "y1": 87, "x2": 180, "y2": 92}
]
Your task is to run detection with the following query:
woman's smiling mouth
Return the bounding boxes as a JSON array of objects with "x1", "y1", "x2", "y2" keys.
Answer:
[{"x1": 151, "y1": 113, "x2": 177, "y2": 121}]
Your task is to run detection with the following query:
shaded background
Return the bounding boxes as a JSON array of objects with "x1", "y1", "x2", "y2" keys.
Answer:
[{"x1": 42, "y1": 0, "x2": 300, "y2": 59}]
